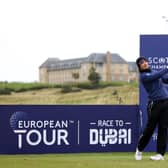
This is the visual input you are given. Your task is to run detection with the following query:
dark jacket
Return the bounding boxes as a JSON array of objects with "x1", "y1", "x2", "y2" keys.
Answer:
[
  {"x1": 140, "y1": 68, "x2": 168, "y2": 127},
  {"x1": 140, "y1": 68, "x2": 168, "y2": 101}
]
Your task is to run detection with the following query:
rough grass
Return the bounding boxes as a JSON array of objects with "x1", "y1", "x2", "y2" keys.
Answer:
[
  {"x1": 0, "y1": 153, "x2": 167, "y2": 168},
  {"x1": 0, "y1": 85, "x2": 138, "y2": 104}
]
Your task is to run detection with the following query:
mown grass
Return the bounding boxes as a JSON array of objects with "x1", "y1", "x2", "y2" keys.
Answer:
[
  {"x1": 0, "y1": 152, "x2": 167, "y2": 168},
  {"x1": 0, "y1": 81, "x2": 138, "y2": 104}
]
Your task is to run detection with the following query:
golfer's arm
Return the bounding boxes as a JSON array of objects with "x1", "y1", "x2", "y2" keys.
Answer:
[{"x1": 141, "y1": 69, "x2": 168, "y2": 82}]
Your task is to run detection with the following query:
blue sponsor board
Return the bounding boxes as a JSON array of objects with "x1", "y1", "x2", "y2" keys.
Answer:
[
  {"x1": 140, "y1": 34, "x2": 168, "y2": 151},
  {"x1": 0, "y1": 105, "x2": 139, "y2": 154}
]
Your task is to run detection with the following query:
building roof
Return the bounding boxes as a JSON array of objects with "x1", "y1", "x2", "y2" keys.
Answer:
[
  {"x1": 87, "y1": 53, "x2": 127, "y2": 64},
  {"x1": 39, "y1": 52, "x2": 128, "y2": 70},
  {"x1": 39, "y1": 58, "x2": 60, "y2": 68}
]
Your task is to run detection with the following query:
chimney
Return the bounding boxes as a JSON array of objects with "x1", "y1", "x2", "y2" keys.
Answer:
[{"x1": 106, "y1": 51, "x2": 112, "y2": 81}]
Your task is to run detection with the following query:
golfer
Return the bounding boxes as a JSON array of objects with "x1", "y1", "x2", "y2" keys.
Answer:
[{"x1": 135, "y1": 56, "x2": 168, "y2": 161}]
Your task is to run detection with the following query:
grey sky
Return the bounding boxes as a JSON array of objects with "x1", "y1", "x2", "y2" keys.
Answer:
[{"x1": 0, "y1": 0, "x2": 168, "y2": 82}]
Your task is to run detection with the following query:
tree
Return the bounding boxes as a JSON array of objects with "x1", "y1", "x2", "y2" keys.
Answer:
[{"x1": 88, "y1": 66, "x2": 101, "y2": 87}]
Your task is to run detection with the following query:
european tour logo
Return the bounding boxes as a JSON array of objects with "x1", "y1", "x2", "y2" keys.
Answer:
[{"x1": 9, "y1": 111, "x2": 70, "y2": 149}]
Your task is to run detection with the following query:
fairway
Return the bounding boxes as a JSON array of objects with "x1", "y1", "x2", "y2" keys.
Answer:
[{"x1": 0, "y1": 152, "x2": 167, "y2": 168}]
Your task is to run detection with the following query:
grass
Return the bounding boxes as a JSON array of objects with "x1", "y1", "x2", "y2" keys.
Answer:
[
  {"x1": 0, "y1": 82, "x2": 61, "y2": 93},
  {"x1": 0, "y1": 152, "x2": 167, "y2": 168},
  {"x1": 0, "y1": 85, "x2": 138, "y2": 104}
]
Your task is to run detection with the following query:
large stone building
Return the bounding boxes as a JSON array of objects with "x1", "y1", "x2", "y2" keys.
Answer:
[{"x1": 39, "y1": 51, "x2": 138, "y2": 84}]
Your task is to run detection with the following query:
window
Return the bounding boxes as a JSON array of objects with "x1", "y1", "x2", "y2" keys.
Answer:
[
  {"x1": 112, "y1": 75, "x2": 115, "y2": 81},
  {"x1": 119, "y1": 75, "x2": 123, "y2": 81},
  {"x1": 96, "y1": 63, "x2": 103, "y2": 68},
  {"x1": 111, "y1": 67, "x2": 115, "y2": 73},
  {"x1": 119, "y1": 68, "x2": 123, "y2": 73}
]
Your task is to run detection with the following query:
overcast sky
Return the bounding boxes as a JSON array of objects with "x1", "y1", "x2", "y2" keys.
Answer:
[{"x1": 0, "y1": 0, "x2": 168, "y2": 82}]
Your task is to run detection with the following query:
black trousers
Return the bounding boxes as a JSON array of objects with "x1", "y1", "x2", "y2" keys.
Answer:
[{"x1": 137, "y1": 99, "x2": 168, "y2": 155}]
